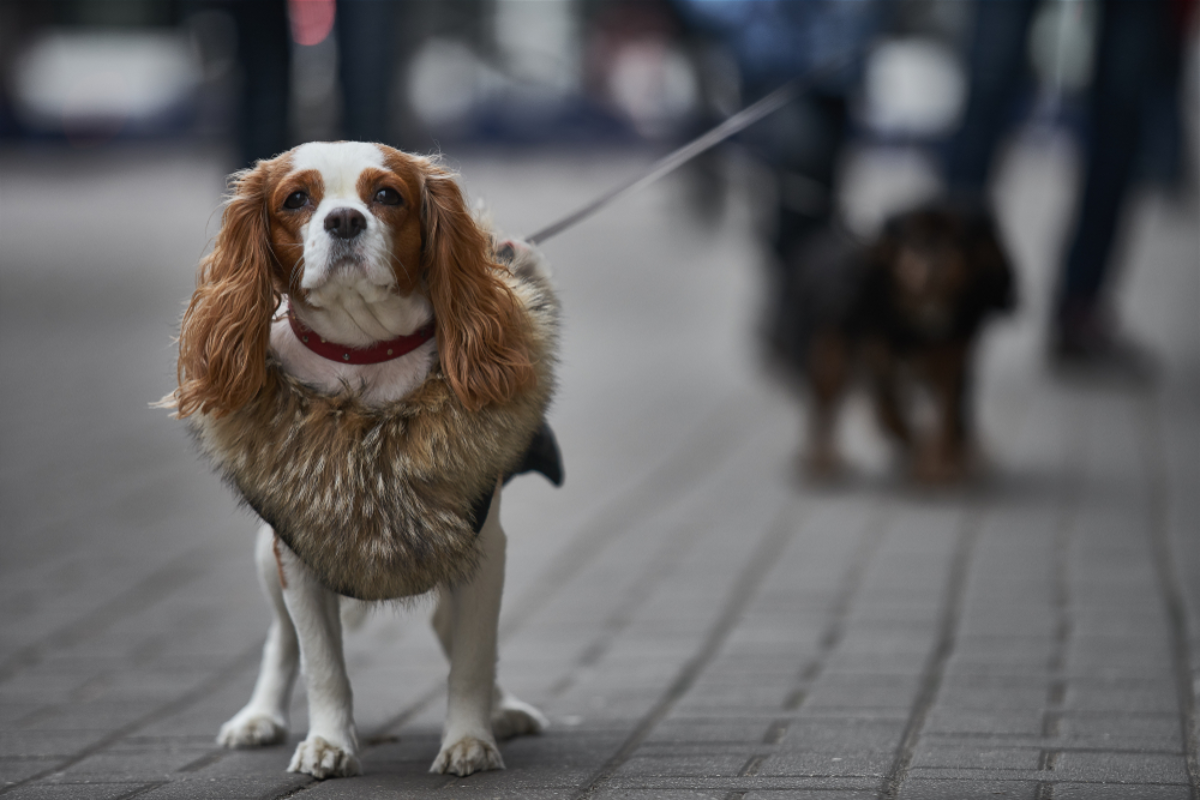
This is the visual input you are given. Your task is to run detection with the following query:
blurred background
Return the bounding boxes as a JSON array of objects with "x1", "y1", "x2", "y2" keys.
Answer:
[
  {"x1": 1, "y1": 0, "x2": 1198, "y2": 591},
  {"x1": 6, "y1": 0, "x2": 1188, "y2": 160},
  {"x1": 1, "y1": 4, "x2": 1199, "y2": 795},
  {"x1": 3, "y1": 0, "x2": 1189, "y2": 164},
  {"x1": 1, "y1": 0, "x2": 1197, "y2": 514},
  {"x1": 4, "y1": 0, "x2": 1194, "y2": 356}
]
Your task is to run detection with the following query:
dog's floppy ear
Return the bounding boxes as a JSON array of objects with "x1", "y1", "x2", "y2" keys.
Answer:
[
  {"x1": 968, "y1": 213, "x2": 1016, "y2": 316},
  {"x1": 420, "y1": 162, "x2": 534, "y2": 411},
  {"x1": 951, "y1": 202, "x2": 1016, "y2": 321},
  {"x1": 174, "y1": 160, "x2": 280, "y2": 418}
]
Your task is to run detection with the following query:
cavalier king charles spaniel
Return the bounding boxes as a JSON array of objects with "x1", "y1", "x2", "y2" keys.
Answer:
[{"x1": 167, "y1": 142, "x2": 556, "y2": 780}]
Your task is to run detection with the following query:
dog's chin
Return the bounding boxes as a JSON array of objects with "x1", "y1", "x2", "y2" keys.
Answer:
[
  {"x1": 907, "y1": 305, "x2": 953, "y2": 338},
  {"x1": 301, "y1": 259, "x2": 398, "y2": 305}
]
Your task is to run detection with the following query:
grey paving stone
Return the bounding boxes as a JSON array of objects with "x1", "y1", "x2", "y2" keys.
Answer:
[
  {"x1": 781, "y1": 718, "x2": 907, "y2": 752},
  {"x1": 1050, "y1": 751, "x2": 1191, "y2": 785},
  {"x1": 602, "y1": 775, "x2": 881, "y2": 792},
  {"x1": 1055, "y1": 711, "x2": 1185, "y2": 751},
  {"x1": 0, "y1": 756, "x2": 59, "y2": 786},
  {"x1": 802, "y1": 674, "x2": 923, "y2": 711},
  {"x1": 135, "y1": 775, "x2": 309, "y2": 799},
  {"x1": 594, "y1": 791, "x2": 728, "y2": 800},
  {"x1": 742, "y1": 793, "x2": 878, "y2": 800},
  {"x1": 615, "y1": 753, "x2": 757, "y2": 778},
  {"x1": 909, "y1": 743, "x2": 1042, "y2": 771},
  {"x1": 1, "y1": 783, "x2": 162, "y2": 800},
  {"x1": 922, "y1": 708, "x2": 1046, "y2": 737},
  {"x1": 934, "y1": 683, "x2": 1049, "y2": 711},
  {"x1": 1063, "y1": 680, "x2": 1180, "y2": 714},
  {"x1": 758, "y1": 751, "x2": 892, "y2": 779},
  {"x1": 896, "y1": 778, "x2": 1039, "y2": 799},
  {"x1": 56, "y1": 747, "x2": 219, "y2": 781},
  {"x1": 0, "y1": 730, "x2": 104, "y2": 759},
  {"x1": 1051, "y1": 784, "x2": 1193, "y2": 800},
  {"x1": 648, "y1": 717, "x2": 791, "y2": 745}
]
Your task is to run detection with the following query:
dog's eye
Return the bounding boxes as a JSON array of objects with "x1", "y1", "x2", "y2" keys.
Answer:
[
  {"x1": 283, "y1": 191, "x2": 309, "y2": 210},
  {"x1": 374, "y1": 188, "x2": 402, "y2": 206}
]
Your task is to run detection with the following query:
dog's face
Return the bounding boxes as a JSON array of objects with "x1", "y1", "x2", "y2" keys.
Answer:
[
  {"x1": 888, "y1": 218, "x2": 969, "y2": 335},
  {"x1": 173, "y1": 142, "x2": 535, "y2": 419},
  {"x1": 871, "y1": 204, "x2": 1015, "y2": 339},
  {"x1": 265, "y1": 142, "x2": 427, "y2": 306}
]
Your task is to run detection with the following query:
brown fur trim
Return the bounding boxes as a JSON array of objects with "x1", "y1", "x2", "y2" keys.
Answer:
[{"x1": 191, "y1": 252, "x2": 557, "y2": 600}]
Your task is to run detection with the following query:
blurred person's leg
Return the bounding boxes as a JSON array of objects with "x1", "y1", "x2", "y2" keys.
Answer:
[
  {"x1": 336, "y1": 0, "x2": 399, "y2": 144},
  {"x1": 944, "y1": 0, "x2": 1038, "y2": 193},
  {"x1": 1053, "y1": 0, "x2": 1173, "y2": 366},
  {"x1": 756, "y1": 90, "x2": 850, "y2": 362},
  {"x1": 770, "y1": 91, "x2": 849, "y2": 262},
  {"x1": 230, "y1": 0, "x2": 292, "y2": 167}
]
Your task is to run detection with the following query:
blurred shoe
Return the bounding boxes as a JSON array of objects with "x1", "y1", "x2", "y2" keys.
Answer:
[{"x1": 1049, "y1": 322, "x2": 1158, "y2": 386}]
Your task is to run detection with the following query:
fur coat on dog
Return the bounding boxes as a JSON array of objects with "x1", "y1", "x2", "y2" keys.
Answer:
[{"x1": 190, "y1": 257, "x2": 558, "y2": 601}]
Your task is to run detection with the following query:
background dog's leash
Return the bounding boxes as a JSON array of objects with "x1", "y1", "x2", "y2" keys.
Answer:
[{"x1": 524, "y1": 61, "x2": 845, "y2": 246}]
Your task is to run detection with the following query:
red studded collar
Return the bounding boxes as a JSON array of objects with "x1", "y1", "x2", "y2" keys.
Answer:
[{"x1": 287, "y1": 309, "x2": 435, "y2": 365}]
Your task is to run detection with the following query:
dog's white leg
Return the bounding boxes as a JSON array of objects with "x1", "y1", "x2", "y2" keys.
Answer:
[
  {"x1": 430, "y1": 487, "x2": 514, "y2": 776},
  {"x1": 275, "y1": 540, "x2": 361, "y2": 779},
  {"x1": 431, "y1": 551, "x2": 548, "y2": 745},
  {"x1": 218, "y1": 524, "x2": 299, "y2": 747}
]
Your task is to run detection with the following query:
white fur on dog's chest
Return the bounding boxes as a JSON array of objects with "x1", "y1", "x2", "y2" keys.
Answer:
[{"x1": 268, "y1": 315, "x2": 437, "y2": 405}]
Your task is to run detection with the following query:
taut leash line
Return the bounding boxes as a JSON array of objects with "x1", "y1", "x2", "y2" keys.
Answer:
[{"x1": 524, "y1": 63, "x2": 840, "y2": 246}]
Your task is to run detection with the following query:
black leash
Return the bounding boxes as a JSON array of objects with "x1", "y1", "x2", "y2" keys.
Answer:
[{"x1": 524, "y1": 64, "x2": 838, "y2": 246}]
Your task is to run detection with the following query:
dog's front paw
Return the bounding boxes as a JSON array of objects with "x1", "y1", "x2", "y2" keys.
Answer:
[
  {"x1": 801, "y1": 446, "x2": 846, "y2": 483},
  {"x1": 288, "y1": 735, "x2": 361, "y2": 779},
  {"x1": 217, "y1": 710, "x2": 288, "y2": 748},
  {"x1": 492, "y1": 694, "x2": 548, "y2": 740},
  {"x1": 431, "y1": 734, "x2": 504, "y2": 776},
  {"x1": 912, "y1": 442, "x2": 970, "y2": 485}
]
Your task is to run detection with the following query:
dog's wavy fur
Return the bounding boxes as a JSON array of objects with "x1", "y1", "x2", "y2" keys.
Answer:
[{"x1": 190, "y1": 261, "x2": 557, "y2": 600}]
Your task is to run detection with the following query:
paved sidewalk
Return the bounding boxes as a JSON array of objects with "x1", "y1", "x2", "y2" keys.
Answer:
[{"x1": 1, "y1": 141, "x2": 1197, "y2": 800}]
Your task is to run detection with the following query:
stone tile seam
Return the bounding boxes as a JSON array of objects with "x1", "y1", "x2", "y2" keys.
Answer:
[
  {"x1": 775, "y1": 500, "x2": 893, "y2": 721},
  {"x1": 570, "y1": 498, "x2": 803, "y2": 800},
  {"x1": 499, "y1": 389, "x2": 765, "y2": 640},
  {"x1": 0, "y1": 641, "x2": 260, "y2": 796},
  {"x1": 113, "y1": 781, "x2": 170, "y2": 800},
  {"x1": 1144, "y1": 394, "x2": 1200, "y2": 799},
  {"x1": 878, "y1": 503, "x2": 982, "y2": 799},
  {"x1": 546, "y1": 488, "x2": 725, "y2": 700},
  {"x1": 0, "y1": 545, "x2": 210, "y2": 686}
]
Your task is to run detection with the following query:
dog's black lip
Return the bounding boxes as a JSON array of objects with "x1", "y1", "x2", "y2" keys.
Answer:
[{"x1": 326, "y1": 241, "x2": 367, "y2": 273}]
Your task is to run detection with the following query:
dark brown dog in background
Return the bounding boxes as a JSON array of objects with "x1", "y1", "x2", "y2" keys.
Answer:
[{"x1": 771, "y1": 200, "x2": 1016, "y2": 483}]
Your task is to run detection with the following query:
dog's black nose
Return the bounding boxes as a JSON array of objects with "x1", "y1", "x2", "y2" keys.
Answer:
[{"x1": 324, "y1": 208, "x2": 367, "y2": 240}]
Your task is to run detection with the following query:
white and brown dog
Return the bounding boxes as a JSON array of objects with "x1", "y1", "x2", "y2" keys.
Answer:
[{"x1": 165, "y1": 142, "x2": 556, "y2": 779}]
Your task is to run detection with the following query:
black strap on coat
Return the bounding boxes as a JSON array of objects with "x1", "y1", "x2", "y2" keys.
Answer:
[{"x1": 469, "y1": 419, "x2": 563, "y2": 533}]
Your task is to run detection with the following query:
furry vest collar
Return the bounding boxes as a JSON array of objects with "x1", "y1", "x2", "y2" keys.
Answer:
[{"x1": 191, "y1": 259, "x2": 558, "y2": 600}]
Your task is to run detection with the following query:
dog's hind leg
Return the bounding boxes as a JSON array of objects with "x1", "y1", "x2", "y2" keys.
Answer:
[
  {"x1": 218, "y1": 524, "x2": 300, "y2": 748},
  {"x1": 914, "y1": 342, "x2": 972, "y2": 483},
  {"x1": 804, "y1": 331, "x2": 850, "y2": 478},
  {"x1": 431, "y1": 561, "x2": 548, "y2": 746},
  {"x1": 863, "y1": 340, "x2": 914, "y2": 450},
  {"x1": 430, "y1": 487, "x2": 544, "y2": 776}
]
